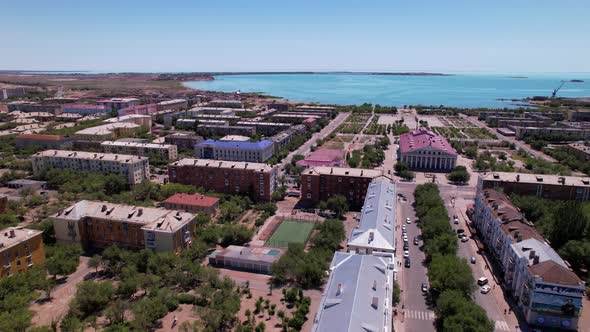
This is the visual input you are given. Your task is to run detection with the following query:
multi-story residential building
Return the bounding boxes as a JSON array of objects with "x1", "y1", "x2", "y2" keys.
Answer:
[
  {"x1": 347, "y1": 177, "x2": 396, "y2": 254},
  {"x1": 271, "y1": 113, "x2": 322, "y2": 124},
  {"x1": 0, "y1": 227, "x2": 45, "y2": 278},
  {"x1": 300, "y1": 166, "x2": 384, "y2": 207},
  {"x1": 96, "y1": 98, "x2": 140, "y2": 112},
  {"x1": 472, "y1": 189, "x2": 585, "y2": 330},
  {"x1": 15, "y1": 134, "x2": 73, "y2": 149},
  {"x1": 7, "y1": 101, "x2": 62, "y2": 114},
  {"x1": 208, "y1": 99, "x2": 243, "y2": 109},
  {"x1": 398, "y1": 128, "x2": 458, "y2": 171},
  {"x1": 194, "y1": 139, "x2": 274, "y2": 163},
  {"x1": 511, "y1": 125, "x2": 590, "y2": 140},
  {"x1": 236, "y1": 121, "x2": 291, "y2": 136},
  {"x1": 479, "y1": 172, "x2": 590, "y2": 201},
  {"x1": 1, "y1": 87, "x2": 28, "y2": 100},
  {"x1": 268, "y1": 101, "x2": 289, "y2": 112},
  {"x1": 162, "y1": 193, "x2": 219, "y2": 215},
  {"x1": 564, "y1": 142, "x2": 590, "y2": 161},
  {"x1": 567, "y1": 110, "x2": 590, "y2": 122},
  {"x1": 295, "y1": 105, "x2": 335, "y2": 112},
  {"x1": 74, "y1": 122, "x2": 142, "y2": 141},
  {"x1": 164, "y1": 133, "x2": 204, "y2": 150},
  {"x1": 51, "y1": 200, "x2": 195, "y2": 254},
  {"x1": 156, "y1": 99, "x2": 188, "y2": 112},
  {"x1": 189, "y1": 113, "x2": 241, "y2": 122},
  {"x1": 117, "y1": 104, "x2": 158, "y2": 117},
  {"x1": 31, "y1": 150, "x2": 149, "y2": 185},
  {"x1": 196, "y1": 125, "x2": 256, "y2": 138},
  {"x1": 312, "y1": 252, "x2": 394, "y2": 332},
  {"x1": 104, "y1": 114, "x2": 152, "y2": 128},
  {"x1": 269, "y1": 125, "x2": 306, "y2": 152},
  {"x1": 168, "y1": 158, "x2": 276, "y2": 201},
  {"x1": 101, "y1": 141, "x2": 178, "y2": 160},
  {"x1": 62, "y1": 104, "x2": 109, "y2": 115},
  {"x1": 189, "y1": 107, "x2": 244, "y2": 115}
]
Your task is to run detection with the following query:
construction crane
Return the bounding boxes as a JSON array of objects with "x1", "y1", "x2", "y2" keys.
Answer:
[{"x1": 551, "y1": 81, "x2": 565, "y2": 98}]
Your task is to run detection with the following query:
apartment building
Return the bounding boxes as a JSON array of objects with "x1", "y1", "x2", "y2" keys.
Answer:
[
  {"x1": 74, "y1": 122, "x2": 141, "y2": 141},
  {"x1": 300, "y1": 166, "x2": 384, "y2": 207},
  {"x1": 511, "y1": 126, "x2": 590, "y2": 140},
  {"x1": 196, "y1": 125, "x2": 256, "y2": 138},
  {"x1": 31, "y1": 150, "x2": 150, "y2": 185},
  {"x1": 236, "y1": 121, "x2": 291, "y2": 135},
  {"x1": 472, "y1": 189, "x2": 584, "y2": 330},
  {"x1": 312, "y1": 252, "x2": 394, "y2": 332},
  {"x1": 271, "y1": 113, "x2": 322, "y2": 124},
  {"x1": 7, "y1": 101, "x2": 62, "y2": 114},
  {"x1": 62, "y1": 104, "x2": 109, "y2": 115},
  {"x1": 52, "y1": 200, "x2": 195, "y2": 254},
  {"x1": 101, "y1": 141, "x2": 178, "y2": 160},
  {"x1": 104, "y1": 114, "x2": 152, "y2": 128},
  {"x1": 479, "y1": 172, "x2": 590, "y2": 201},
  {"x1": 15, "y1": 134, "x2": 73, "y2": 149},
  {"x1": 164, "y1": 133, "x2": 204, "y2": 150},
  {"x1": 347, "y1": 177, "x2": 396, "y2": 254},
  {"x1": 564, "y1": 142, "x2": 590, "y2": 161},
  {"x1": 0, "y1": 227, "x2": 45, "y2": 278},
  {"x1": 568, "y1": 110, "x2": 590, "y2": 122},
  {"x1": 398, "y1": 128, "x2": 458, "y2": 171},
  {"x1": 96, "y1": 98, "x2": 140, "y2": 112},
  {"x1": 117, "y1": 104, "x2": 158, "y2": 117},
  {"x1": 194, "y1": 139, "x2": 274, "y2": 163},
  {"x1": 156, "y1": 99, "x2": 188, "y2": 112},
  {"x1": 208, "y1": 99, "x2": 243, "y2": 109},
  {"x1": 1, "y1": 87, "x2": 28, "y2": 100},
  {"x1": 168, "y1": 158, "x2": 276, "y2": 201},
  {"x1": 162, "y1": 193, "x2": 219, "y2": 215}
]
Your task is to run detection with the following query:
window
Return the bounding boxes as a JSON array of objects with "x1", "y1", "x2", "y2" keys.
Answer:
[{"x1": 307, "y1": 193, "x2": 312, "y2": 199}]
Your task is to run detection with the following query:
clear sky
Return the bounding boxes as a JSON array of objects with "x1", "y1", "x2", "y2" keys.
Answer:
[{"x1": 2, "y1": 0, "x2": 589, "y2": 73}]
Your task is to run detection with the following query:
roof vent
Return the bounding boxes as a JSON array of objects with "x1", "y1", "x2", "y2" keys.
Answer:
[
  {"x1": 529, "y1": 250, "x2": 536, "y2": 259},
  {"x1": 493, "y1": 173, "x2": 499, "y2": 179},
  {"x1": 138, "y1": 208, "x2": 143, "y2": 217},
  {"x1": 336, "y1": 283, "x2": 343, "y2": 296},
  {"x1": 536, "y1": 176, "x2": 543, "y2": 182},
  {"x1": 9, "y1": 230, "x2": 15, "y2": 238},
  {"x1": 368, "y1": 231, "x2": 374, "y2": 243},
  {"x1": 101, "y1": 205, "x2": 107, "y2": 212},
  {"x1": 516, "y1": 174, "x2": 520, "y2": 182},
  {"x1": 372, "y1": 280, "x2": 377, "y2": 290},
  {"x1": 533, "y1": 255, "x2": 540, "y2": 265},
  {"x1": 371, "y1": 296, "x2": 379, "y2": 309}
]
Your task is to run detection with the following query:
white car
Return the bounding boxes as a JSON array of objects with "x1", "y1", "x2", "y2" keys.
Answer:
[
  {"x1": 461, "y1": 236, "x2": 469, "y2": 243},
  {"x1": 403, "y1": 250, "x2": 409, "y2": 258},
  {"x1": 480, "y1": 285, "x2": 491, "y2": 294},
  {"x1": 403, "y1": 235, "x2": 408, "y2": 242},
  {"x1": 406, "y1": 217, "x2": 412, "y2": 224},
  {"x1": 401, "y1": 225, "x2": 407, "y2": 231}
]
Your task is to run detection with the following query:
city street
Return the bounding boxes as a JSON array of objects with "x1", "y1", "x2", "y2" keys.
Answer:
[{"x1": 396, "y1": 185, "x2": 436, "y2": 332}]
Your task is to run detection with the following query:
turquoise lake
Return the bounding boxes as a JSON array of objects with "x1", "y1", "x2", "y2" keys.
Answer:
[{"x1": 186, "y1": 73, "x2": 590, "y2": 108}]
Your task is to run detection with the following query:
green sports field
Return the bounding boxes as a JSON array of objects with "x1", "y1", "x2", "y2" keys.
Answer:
[{"x1": 265, "y1": 220, "x2": 316, "y2": 248}]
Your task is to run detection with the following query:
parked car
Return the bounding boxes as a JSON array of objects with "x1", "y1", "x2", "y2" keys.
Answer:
[
  {"x1": 404, "y1": 258, "x2": 411, "y2": 268},
  {"x1": 470, "y1": 256, "x2": 476, "y2": 264},
  {"x1": 477, "y1": 277, "x2": 488, "y2": 286},
  {"x1": 403, "y1": 235, "x2": 408, "y2": 242},
  {"x1": 461, "y1": 236, "x2": 469, "y2": 243},
  {"x1": 403, "y1": 242, "x2": 409, "y2": 250},
  {"x1": 403, "y1": 250, "x2": 409, "y2": 258},
  {"x1": 414, "y1": 238, "x2": 420, "y2": 245},
  {"x1": 421, "y1": 283, "x2": 428, "y2": 293},
  {"x1": 453, "y1": 215, "x2": 459, "y2": 224},
  {"x1": 401, "y1": 225, "x2": 407, "y2": 231},
  {"x1": 480, "y1": 285, "x2": 491, "y2": 294},
  {"x1": 456, "y1": 229, "x2": 465, "y2": 234},
  {"x1": 406, "y1": 217, "x2": 412, "y2": 224}
]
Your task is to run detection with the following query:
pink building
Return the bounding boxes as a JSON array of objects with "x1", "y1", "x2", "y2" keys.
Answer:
[
  {"x1": 296, "y1": 148, "x2": 345, "y2": 167},
  {"x1": 398, "y1": 128, "x2": 458, "y2": 171},
  {"x1": 118, "y1": 104, "x2": 158, "y2": 116}
]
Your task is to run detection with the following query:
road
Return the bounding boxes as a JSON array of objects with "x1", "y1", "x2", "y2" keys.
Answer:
[
  {"x1": 442, "y1": 191, "x2": 523, "y2": 332},
  {"x1": 458, "y1": 114, "x2": 556, "y2": 162},
  {"x1": 278, "y1": 111, "x2": 350, "y2": 177},
  {"x1": 396, "y1": 185, "x2": 436, "y2": 332}
]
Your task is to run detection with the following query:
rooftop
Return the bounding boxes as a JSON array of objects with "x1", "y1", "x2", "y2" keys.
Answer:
[
  {"x1": 7, "y1": 179, "x2": 47, "y2": 186},
  {"x1": 100, "y1": 141, "x2": 174, "y2": 149},
  {"x1": 304, "y1": 166, "x2": 383, "y2": 178},
  {"x1": 220, "y1": 135, "x2": 251, "y2": 142},
  {"x1": 33, "y1": 150, "x2": 147, "y2": 164},
  {"x1": 481, "y1": 172, "x2": 590, "y2": 187},
  {"x1": 399, "y1": 128, "x2": 457, "y2": 156},
  {"x1": 97, "y1": 98, "x2": 139, "y2": 103},
  {"x1": 163, "y1": 193, "x2": 220, "y2": 208},
  {"x1": 171, "y1": 158, "x2": 274, "y2": 172},
  {"x1": 196, "y1": 139, "x2": 273, "y2": 150},
  {"x1": 272, "y1": 113, "x2": 322, "y2": 119},
  {"x1": 237, "y1": 121, "x2": 291, "y2": 127},
  {"x1": 157, "y1": 99, "x2": 187, "y2": 105},
  {"x1": 103, "y1": 114, "x2": 151, "y2": 123},
  {"x1": 312, "y1": 252, "x2": 394, "y2": 332},
  {"x1": 62, "y1": 104, "x2": 107, "y2": 110},
  {"x1": 15, "y1": 134, "x2": 66, "y2": 141},
  {"x1": 75, "y1": 122, "x2": 140, "y2": 136},
  {"x1": 0, "y1": 227, "x2": 43, "y2": 251},
  {"x1": 209, "y1": 245, "x2": 283, "y2": 264},
  {"x1": 568, "y1": 142, "x2": 590, "y2": 155},
  {"x1": 348, "y1": 177, "x2": 396, "y2": 252},
  {"x1": 54, "y1": 200, "x2": 194, "y2": 233}
]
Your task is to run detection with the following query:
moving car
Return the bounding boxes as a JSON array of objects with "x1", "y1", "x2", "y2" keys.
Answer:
[
  {"x1": 421, "y1": 283, "x2": 428, "y2": 293},
  {"x1": 477, "y1": 277, "x2": 488, "y2": 286},
  {"x1": 470, "y1": 256, "x2": 476, "y2": 264},
  {"x1": 480, "y1": 285, "x2": 491, "y2": 294},
  {"x1": 403, "y1": 250, "x2": 409, "y2": 258},
  {"x1": 406, "y1": 217, "x2": 412, "y2": 224}
]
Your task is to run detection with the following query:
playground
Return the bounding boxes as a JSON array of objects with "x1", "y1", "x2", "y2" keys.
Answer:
[{"x1": 265, "y1": 220, "x2": 316, "y2": 248}]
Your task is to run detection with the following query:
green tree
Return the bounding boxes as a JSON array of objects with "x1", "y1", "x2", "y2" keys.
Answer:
[
  {"x1": 447, "y1": 166, "x2": 470, "y2": 184},
  {"x1": 428, "y1": 255, "x2": 475, "y2": 298},
  {"x1": 45, "y1": 244, "x2": 82, "y2": 278},
  {"x1": 88, "y1": 254, "x2": 102, "y2": 274},
  {"x1": 559, "y1": 240, "x2": 590, "y2": 271},
  {"x1": 394, "y1": 161, "x2": 409, "y2": 174},
  {"x1": 69, "y1": 281, "x2": 114, "y2": 319},
  {"x1": 326, "y1": 195, "x2": 348, "y2": 218},
  {"x1": 550, "y1": 201, "x2": 588, "y2": 249}
]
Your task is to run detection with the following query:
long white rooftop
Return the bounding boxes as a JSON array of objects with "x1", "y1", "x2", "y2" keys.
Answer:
[
  {"x1": 170, "y1": 158, "x2": 274, "y2": 172},
  {"x1": 33, "y1": 150, "x2": 147, "y2": 164}
]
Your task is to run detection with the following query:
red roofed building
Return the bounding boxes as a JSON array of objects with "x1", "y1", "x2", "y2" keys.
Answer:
[
  {"x1": 162, "y1": 193, "x2": 220, "y2": 215},
  {"x1": 296, "y1": 148, "x2": 344, "y2": 167},
  {"x1": 398, "y1": 128, "x2": 457, "y2": 172}
]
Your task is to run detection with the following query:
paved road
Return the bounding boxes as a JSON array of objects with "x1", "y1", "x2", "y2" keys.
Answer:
[
  {"x1": 396, "y1": 185, "x2": 436, "y2": 332},
  {"x1": 278, "y1": 112, "x2": 350, "y2": 177}
]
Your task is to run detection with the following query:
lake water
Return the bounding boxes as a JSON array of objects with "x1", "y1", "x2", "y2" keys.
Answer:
[{"x1": 186, "y1": 73, "x2": 590, "y2": 108}]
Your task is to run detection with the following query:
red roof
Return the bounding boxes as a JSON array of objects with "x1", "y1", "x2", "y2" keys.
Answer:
[
  {"x1": 163, "y1": 193, "x2": 219, "y2": 208},
  {"x1": 399, "y1": 128, "x2": 457, "y2": 156}
]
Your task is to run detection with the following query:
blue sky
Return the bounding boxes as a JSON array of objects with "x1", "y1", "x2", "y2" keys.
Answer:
[{"x1": 2, "y1": 0, "x2": 589, "y2": 73}]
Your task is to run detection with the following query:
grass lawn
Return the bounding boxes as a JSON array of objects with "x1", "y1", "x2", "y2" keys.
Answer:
[{"x1": 265, "y1": 220, "x2": 316, "y2": 248}]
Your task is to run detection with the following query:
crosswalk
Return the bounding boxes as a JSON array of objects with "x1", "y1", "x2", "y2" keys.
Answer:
[
  {"x1": 495, "y1": 320, "x2": 510, "y2": 331},
  {"x1": 405, "y1": 309, "x2": 435, "y2": 321}
]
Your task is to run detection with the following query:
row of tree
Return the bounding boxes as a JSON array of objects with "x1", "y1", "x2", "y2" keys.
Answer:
[{"x1": 414, "y1": 184, "x2": 494, "y2": 331}]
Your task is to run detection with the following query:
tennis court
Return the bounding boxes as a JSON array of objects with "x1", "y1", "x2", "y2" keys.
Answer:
[{"x1": 265, "y1": 220, "x2": 316, "y2": 248}]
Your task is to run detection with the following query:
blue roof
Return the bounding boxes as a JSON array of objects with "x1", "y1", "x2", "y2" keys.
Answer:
[{"x1": 196, "y1": 139, "x2": 273, "y2": 150}]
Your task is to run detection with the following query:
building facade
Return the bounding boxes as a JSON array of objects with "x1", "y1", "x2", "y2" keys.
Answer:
[
  {"x1": 15, "y1": 134, "x2": 73, "y2": 150},
  {"x1": 164, "y1": 133, "x2": 204, "y2": 150},
  {"x1": 157, "y1": 99, "x2": 188, "y2": 112},
  {"x1": 398, "y1": 129, "x2": 458, "y2": 171},
  {"x1": 0, "y1": 227, "x2": 45, "y2": 278},
  {"x1": 96, "y1": 98, "x2": 140, "y2": 112},
  {"x1": 196, "y1": 125, "x2": 256, "y2": 138},
  {"x1": 51, "y1": 200, "x2": 195, "y2": 254},
  {"x1": 74, "y1": 122, "x2": 142, "y2": 141},
  {"x1": 564, "y1": 142, "x2": 590, "y2": 162},
  {"x1": 472, "y1": 189, "x2": 585, "y2": 330},
  {"x1": 208, "y1": 245, "x2": 283, "y2": 274},
  {"x1": 101, "y1": 141, "x2": 178, "y2": 161},
  {"x1": 117, "y1": 104, "x2": 158, "y2": 117},
  {"x1": 168, "y1": 158, "x2": 276, "y2": 201},
  {"x1": 300, "y1": 167, "x2": 384, "y2": 207},
  {"x1": 62, "y1": 104, "x2": 109, "y2": 115},
  {"x1": 479, "y1": 172, "x2": 590, "y2": 201},
  {"x1": 31, "y1": 150, "x2": 150, "y2": 185},
  {"x1": 194, "y1": 139, "x2": 274, "y2": 163},
  {"x1": 236, "y1": 121, "x2": 291, "y2": 136}
]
